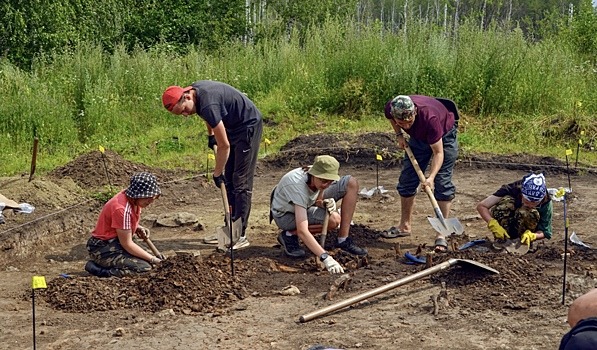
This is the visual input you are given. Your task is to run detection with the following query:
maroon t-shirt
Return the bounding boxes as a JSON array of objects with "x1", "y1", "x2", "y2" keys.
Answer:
[{"x1": 384, "y1": 95, "x2": 455, "y2": 144}]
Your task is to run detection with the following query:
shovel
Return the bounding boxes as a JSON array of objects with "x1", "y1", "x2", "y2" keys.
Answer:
[
  {"x1": 299, "y1": 258, "x2": 498, "y2": 322},
  {"x1": 493, "y1": 239, "x2": 529, "y2": 255},
  {"x1": 143, "y1": 237, "x2": 165, "y2": 260},
  {"x1": 217, "y1": 183, "x2": 243, "y2": 252},
  {"x1": 401, "y1": 130, "x2": 464, "y2": 236},
  {"x1": 319, "y1": 210, "x2": 330, "y2": 247}
]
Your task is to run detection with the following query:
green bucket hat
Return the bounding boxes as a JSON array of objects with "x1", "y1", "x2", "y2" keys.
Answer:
[{"x1": 308, "y1": 155, "x2": 340, "y2": 181}]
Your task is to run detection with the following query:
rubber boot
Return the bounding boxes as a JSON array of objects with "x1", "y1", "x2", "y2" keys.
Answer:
[{"x1": 84, "y1": 261, "x2": 113, "y2": 278}]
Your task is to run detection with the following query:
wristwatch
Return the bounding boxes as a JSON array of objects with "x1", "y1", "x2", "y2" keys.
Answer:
[{"x1": 319, "y1": 252, "x2": 329, "y2": 262}]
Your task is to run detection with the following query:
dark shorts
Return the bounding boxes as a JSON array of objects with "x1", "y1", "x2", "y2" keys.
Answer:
[{"x1": 397, "y1": 126, "x2": 458, "y2": 201}]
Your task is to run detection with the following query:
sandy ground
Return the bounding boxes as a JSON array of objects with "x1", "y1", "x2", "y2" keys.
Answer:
[{"x1": 1, "y1": 137, "x2": 597, "y2": 350}]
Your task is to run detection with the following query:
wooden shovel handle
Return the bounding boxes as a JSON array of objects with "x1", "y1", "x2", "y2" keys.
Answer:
[
  {"x1": 400, "y1": 130, "x2": 444, "y2": 220},
  {"x1": 144, "y1": 238, "x2": 164, "y2": 260},
  {"x1": 319, "y1": 210, "x2": 330, "y2": 247}
]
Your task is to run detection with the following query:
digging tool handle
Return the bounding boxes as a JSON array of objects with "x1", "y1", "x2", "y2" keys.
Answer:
[
  {"x1": 400, "y1": 130, "x2": 449, "y2": 228},
  {"x1": 219, "y1": 182, "x2": 236, "y2": 276},
  {"x1": 319, "y1": 210, "x2": 330, "y2": 247},
  {"x1": 144, "y1": 238, "x2": 165, "y2": 260},
  {"x1": 299, "y1": 259, "x2": 458, "y2": 322}
]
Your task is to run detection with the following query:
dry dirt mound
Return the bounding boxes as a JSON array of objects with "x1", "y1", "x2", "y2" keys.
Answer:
[
  {"x1": 40, "y1": 224, "x2": 594, "y2": 317},
  {"x1": 44, "y1": 254, "x2": 251, "y2": 314},
  {"x1": 264, "y1": 132, "x2": 402, "y2": 168},
  {"x1": 48, "y1": 150, "x2": 190, "y2": 190},
  {"x1": 263, "y1": 132, "x2": 597, "y2": 175}
]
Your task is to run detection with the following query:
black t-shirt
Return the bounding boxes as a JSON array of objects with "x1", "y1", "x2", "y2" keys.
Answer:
[
  {"x1": 560, "y1": 317, "x2": 597, "y2": 350},
  {"x1": 191, "y1": 80, "x2": 261, "y2": 142}
]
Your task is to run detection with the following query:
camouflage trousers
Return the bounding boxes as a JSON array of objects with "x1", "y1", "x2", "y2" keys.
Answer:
[
  {"x1": 86, "y1": 237, "x2": 152, "y2": 277},
  {"x1": 490, "y1": 196, "x2": 540, "y2": 239}
]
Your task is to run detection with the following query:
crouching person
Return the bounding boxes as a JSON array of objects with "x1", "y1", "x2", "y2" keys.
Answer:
[
  {"x1": 270, "y1": 155, "x2": 367, "y2": 274},
  {"x1": 476, "y1": 172, "x2": 552, "y2": 247},
  {"x1": 85, "y1": 172, "x2": 163, "y2": 277}
]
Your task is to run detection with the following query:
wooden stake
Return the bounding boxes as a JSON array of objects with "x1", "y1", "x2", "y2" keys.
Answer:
[{"x1": 28, "y1": 137, "x2": 38, "y2": 182}]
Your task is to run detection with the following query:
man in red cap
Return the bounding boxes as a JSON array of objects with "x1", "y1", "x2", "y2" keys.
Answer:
[{"x1": 162, "y1": 81, "x2": 263, "y2": 250}]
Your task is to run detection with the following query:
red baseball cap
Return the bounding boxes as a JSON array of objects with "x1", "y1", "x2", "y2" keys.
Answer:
[{"x1": 162, "y1": 85, "x2": 193, "y2": 111}]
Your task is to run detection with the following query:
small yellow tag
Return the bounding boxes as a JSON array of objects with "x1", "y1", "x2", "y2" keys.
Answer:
[
  {"x1": 32, "y1": 276, "x2": 47, "y2": 289},
  {"x1": 376, "y1": 154, "x2": 382, "y2": 161},
  {"x1": 99, "y1": 145, "x2": 105, "y2": 153},
  {"x1": 264, "y1": 138, "x2": 272, "y2": 145},
  {"x1": 555, "y1": 187, "x2": 566, "y2": 198},
  {"x1": 208, "y1": 154, "x2": 215, "y2": 160},
  {"x1": 578, "y1": 139, "x2": 583, "y2": 145},
  {"x1": 566, "y1": 149, "x2": 573, "y2": 156},
  {"x1": 581, "y1": 130, "x2": 585, "y2": 135}
]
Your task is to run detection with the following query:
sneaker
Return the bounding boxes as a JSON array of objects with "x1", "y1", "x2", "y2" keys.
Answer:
[
  {"x1": 202, "y1": 233, "x2": 218, "y2": 244},
  {"x1": 232, "y1": 236, "x2": 250, "y2": 250},
  {"x1": 336, "y1": 237, "x2": 368, "y2": 256},
  {"x1": 277, "y1": 232, "x2": 306, "y2": 258}
]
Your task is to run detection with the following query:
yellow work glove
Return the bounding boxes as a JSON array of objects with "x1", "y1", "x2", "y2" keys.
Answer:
[
  {"x1": 520, "y1": 230, "x2": 537, "y2": 247},
  {"x1": 487, "y1": 219, "x2": 510, "y2": 240}
]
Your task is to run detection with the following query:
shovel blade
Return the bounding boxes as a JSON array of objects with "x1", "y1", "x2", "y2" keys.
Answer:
[
  {"x1": 456, "y1": 258, "x2": 500, "y2": 274},
  {"x1": 217, "y1": 218, "x2": 243, "y2": 251},
  {"x1": 427, "y1": 217, "x2": 464, "y2": 236},
  {"x1": 494, "y1": 239, "x2": 529, "y2": 255}
]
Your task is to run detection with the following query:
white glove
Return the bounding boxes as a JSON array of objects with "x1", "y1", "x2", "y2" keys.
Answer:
[
  {"x1": 322, "y1": 256, "x2": 344, "y2": 274},
  {"x1": 136, "y1": 226, "x2": 150, "y2": 239},
  {"x1": 323, "y1": 198, "x2": 337, "y2": 214}
]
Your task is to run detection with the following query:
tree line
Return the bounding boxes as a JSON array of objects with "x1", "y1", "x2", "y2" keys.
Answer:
[{"x1": 1, "y1": 0, "x2": 595, "y2": 69}]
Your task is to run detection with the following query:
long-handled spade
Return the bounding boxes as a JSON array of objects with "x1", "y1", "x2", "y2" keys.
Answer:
[
  {"x1": 216, "y1": 182, "x2": 242, "y2": 277},
  {"x1": 400, "y1": 130, "x2": 464, "y2": 236},
  {"x1": 299, "y1": 258, "x2": 498, "y2": 322}
]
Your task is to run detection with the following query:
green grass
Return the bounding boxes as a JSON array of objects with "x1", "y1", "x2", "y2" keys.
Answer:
[{"x1": 1, "y1": 19, "x2": 596, "y2": 176}]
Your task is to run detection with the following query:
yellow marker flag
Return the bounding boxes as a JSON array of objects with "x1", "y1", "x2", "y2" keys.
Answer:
[
  {"x1": 32, "y1": 276, "x2": 47, "y2": 290},
  {"x1": 264, "y1": 138, "x2": 272, "y2": 145},
  {"x1": 579, "y1": 139, "x2": 583, "y2": 145},
  {"x1": 555, "y1": 187, "x2": 566, "y2": 198},
  {"x1": 581, "y1": 131, "x2": 585, "y2": 136},
  {"x1": 376, "y1": 154, "x2": 382, "y2": 161},
  {"x1": 566, "y1": 149, "x2": 573, "y2": 156},
  {"x1": 99, "y1": 145, "x2": 105, "y2": 153},
  {"x1": 208, "y1": 153, "x2": 215, "y2": 160}
]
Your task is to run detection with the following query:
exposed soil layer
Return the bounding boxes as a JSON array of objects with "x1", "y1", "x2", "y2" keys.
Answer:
[{"x1": 2, "y1": 132, "x2": 597, "y2": 350}]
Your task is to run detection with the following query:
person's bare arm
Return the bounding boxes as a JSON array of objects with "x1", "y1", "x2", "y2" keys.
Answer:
[
  {"x1": 117, "y1": 229, "x2": 154, "y2": 262},
  {"x1": 210, "y1": 121, "x2": 230, "y2": 176},
  {"x1": 426, "y1": 139, "x2": 444, "y2": 189},
  {"x1": 477, "y1": 195, "x2": 501, "y2": 222},
  {"x1": 388, "y1": 119, "x2": 406, "y2": 149}
]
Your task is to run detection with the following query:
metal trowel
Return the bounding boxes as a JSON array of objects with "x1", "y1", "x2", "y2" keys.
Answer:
[{"x1": 493, "y1": 239, "x2": 529, "y2": 255}]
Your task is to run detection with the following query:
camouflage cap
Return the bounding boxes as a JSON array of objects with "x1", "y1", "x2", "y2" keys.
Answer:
[{"x1": 390, "y1": 95, "x2": 415, "y2": 121}]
